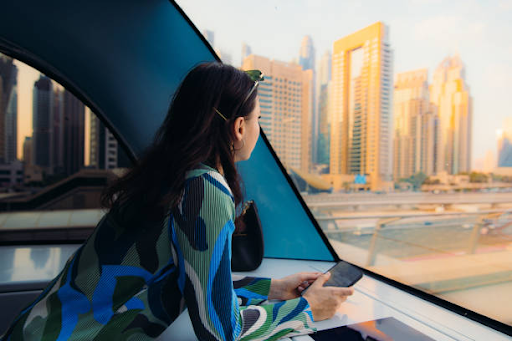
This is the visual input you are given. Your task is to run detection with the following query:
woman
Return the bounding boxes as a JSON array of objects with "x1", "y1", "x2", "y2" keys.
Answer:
[{"x1": 3, "y1": 62, "x2": 353, "y2": 340}]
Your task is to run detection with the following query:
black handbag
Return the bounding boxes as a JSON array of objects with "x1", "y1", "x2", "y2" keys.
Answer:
[{"x1": 231, "y1": 200, "x2": 264, "y2": 271}]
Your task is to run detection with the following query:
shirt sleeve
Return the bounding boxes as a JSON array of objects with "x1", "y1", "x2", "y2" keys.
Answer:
[
  {"x1": 233, "y1": 276, "x2": 271, "y2": 306},
  {"x1": 170, "y1": 173, "x2": 316, "y2": 341}
]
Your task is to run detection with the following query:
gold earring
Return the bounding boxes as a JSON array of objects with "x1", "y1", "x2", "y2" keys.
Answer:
[{"x1": 233, "y1": 139, "x2": 245, "y2": 151}]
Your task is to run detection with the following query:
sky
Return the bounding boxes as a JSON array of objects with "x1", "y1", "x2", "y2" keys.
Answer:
[{"x1": 13, "y1": 0, "x2": 512, "y2": 169}]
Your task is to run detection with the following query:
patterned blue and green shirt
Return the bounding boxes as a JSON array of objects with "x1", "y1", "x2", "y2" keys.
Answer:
[{"x1": 3, "y1": 164, "x2": 315, "y2": 340}]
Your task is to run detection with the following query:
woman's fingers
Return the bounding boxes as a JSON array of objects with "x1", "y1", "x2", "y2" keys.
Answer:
[
  {"x1": 313, "y1": 272, "x2": 331, "y2": 287},
  {"x1": 330, "y1": 286, "x2": 354, "y2": 298},
  {"x1": 294, "y1": 272, "x2": 323, "y2": 284}
]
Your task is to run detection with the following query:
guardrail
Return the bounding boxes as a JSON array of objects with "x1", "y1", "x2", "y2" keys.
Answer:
[
  {"x1": 308, "y1": 198, "x2": 512, "y2": 209},
  {"x1": 315, "y1": 209, "x2": 512, "y2": 266}
]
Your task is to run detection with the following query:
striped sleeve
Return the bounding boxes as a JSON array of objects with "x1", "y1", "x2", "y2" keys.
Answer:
[
  {"x1": 170, "y1": 172, "x2": 316, "y2": 341},
  {"x1": 233, "y1": 276, "x2": 271, "y2": 306}
]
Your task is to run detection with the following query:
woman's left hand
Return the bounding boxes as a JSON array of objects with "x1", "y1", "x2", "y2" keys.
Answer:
[{"x1": 268, "y1": 272, "x2": 323, "y2": 300}]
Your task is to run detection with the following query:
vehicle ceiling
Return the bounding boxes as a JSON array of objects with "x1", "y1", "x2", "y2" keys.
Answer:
[{"x1": 0, "y1": 0, "x2": 334, "y2": 260}]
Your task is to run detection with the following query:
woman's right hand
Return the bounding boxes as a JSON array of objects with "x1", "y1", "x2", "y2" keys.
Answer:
[{"x1": 302, "y1": 272, "x2": 354, "y2": 321}]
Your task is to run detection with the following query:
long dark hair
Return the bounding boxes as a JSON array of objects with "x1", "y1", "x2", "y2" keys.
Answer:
[{"x1": 101, "y1": 62, "x2": 257, "y2": 224}]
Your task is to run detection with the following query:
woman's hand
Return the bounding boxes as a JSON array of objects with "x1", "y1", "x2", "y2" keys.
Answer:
[
  {"x1": 302, "y1": 272, "x2": 354, "y2": 321},
  {"x1": 268, "y1": 272, "x2": 323, "y2": 300}
]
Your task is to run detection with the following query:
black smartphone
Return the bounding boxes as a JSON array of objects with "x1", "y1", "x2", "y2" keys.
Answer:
[{"x1": 301, "y1": 261, "x2": 363, "y2": 295}]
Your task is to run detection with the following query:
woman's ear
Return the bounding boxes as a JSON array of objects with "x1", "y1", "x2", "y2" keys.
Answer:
[{"x1": 233, "y1": 116, "x2": 245, "y2": 142}]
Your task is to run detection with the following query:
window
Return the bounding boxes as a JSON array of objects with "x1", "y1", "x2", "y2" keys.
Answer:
[
  {"x1": 179, "y1": 0, "x2": 512, "y2": 328},
  {"x1": 0, "y1": 54, "x2": 132, "y2": 241}
]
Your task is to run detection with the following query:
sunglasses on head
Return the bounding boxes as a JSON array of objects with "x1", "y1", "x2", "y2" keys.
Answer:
[{"x1": 214, "y1": 69, "x2": 264, "y2": 122}]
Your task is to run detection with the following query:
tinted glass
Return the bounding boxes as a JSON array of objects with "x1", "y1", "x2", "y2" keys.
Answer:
[{"x1": 0, "y1": 55, "x2": 132, "y2": 243}]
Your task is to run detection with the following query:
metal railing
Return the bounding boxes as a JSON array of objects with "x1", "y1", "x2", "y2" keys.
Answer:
[{"x1": 315, "y1": 209, "x2": 512, "y2": 267}]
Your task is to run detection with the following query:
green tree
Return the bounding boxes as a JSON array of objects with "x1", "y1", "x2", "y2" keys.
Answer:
[
  {"x1": 469, "y1": 172, "x2": 488, "y2": 183},
  {"x1": 399, "y1": 172, "x2": 427, "y2": 190}
]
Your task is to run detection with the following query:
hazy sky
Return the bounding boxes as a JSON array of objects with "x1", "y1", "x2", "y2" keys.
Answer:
[
  {"x1": 14, "y1": 0, "x2": 512, "y2": 168},
  {"x1": 178, "y1": 0, "x2": 512, "y2": 167}
]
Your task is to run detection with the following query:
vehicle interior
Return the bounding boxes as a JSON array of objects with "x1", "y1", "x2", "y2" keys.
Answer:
[{"x1": 0, "y1": 1, "x2": 511, "y2": 340}]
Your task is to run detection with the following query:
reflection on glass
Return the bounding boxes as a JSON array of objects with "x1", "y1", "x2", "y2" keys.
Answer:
[
  {"x1": 10, "y1": 247, "x2": 61, "y2": 282},
  {"x1": 29, "y1": 247, "x2": 51, "y2": 269},
  {"x1": 311, "y1": 317, "x2": 434, "y2": 341}
]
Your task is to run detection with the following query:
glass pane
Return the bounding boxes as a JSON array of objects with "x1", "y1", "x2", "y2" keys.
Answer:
[
  {"x1": 0, "y1": 54, "x2": 132, "y2": 241},
  {"x1": 178, "y1": 0, "x2": 512, "y2": 326}
]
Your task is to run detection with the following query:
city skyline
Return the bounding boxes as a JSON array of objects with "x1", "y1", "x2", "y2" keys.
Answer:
[
  {"x1": 7, "y1": 2, "x2": 512, "y2": 178},
  {"x1": 7, "y1": 30, "x2": 491, "y2": 177},
  {"x1": 178, "y1": 0, "x2": 512, "y2": 168}
]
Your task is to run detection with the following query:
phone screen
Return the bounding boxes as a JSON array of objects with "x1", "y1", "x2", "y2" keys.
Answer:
[
  {"x1": 323, "y1": 261, "x2": 363, "y2": 288},
  {"x1": 301, "y1": 261, "x2": 363, "y2": 295}
]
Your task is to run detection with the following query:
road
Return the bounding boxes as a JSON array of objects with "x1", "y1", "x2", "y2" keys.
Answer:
[{"x1": 304, "y1": 191, "x2": 512, "y2": 209}]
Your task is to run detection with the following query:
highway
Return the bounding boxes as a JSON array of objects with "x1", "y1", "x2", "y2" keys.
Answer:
[{"x1": 304, "y1": 191, "x2": 512, "y2": 209}]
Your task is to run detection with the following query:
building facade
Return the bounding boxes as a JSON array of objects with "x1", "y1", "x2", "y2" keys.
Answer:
[
  {"x1": 241, "y1": 43, "x2": 252, "y2": 66},
  {"x1": 317, "y1": 51, "x2": 332, "y2": 168},
  {"x1": 330, "y1": 22, "x2": 393, "y2": 190},
  {"x1": 242, "y1": 54, "x2": 313, "y2": 172},
  {"x1": 0, "y1": 54, "x2": 18, "y2": 164},
  {"x1": 393, "y1": 69, "x2": 439, "y2": 180},
  {"x1": 429, "y1": 55, "x2": 472, "y2": 174},
  {"x1": 32, "y1": 75, "x2": 54, "y2": 172},
  {"x1": 299, "y1": 36, "x2": 317, "y2": 165},
  {"x1": 62, "y1": 89, "x2": 85, "y2": 175},
  {"x1": 52, "y1": 88, "x2": 64, "y2": 174},
  {"x1": 90, "y1": 115, "x2": 119, "y2": 170},
  {"x1": 497, "y1": 118, "x2": 512, "y2": 167},
  {"x1": 202, "y1": 29, "x2": 214, "y2": 47}
]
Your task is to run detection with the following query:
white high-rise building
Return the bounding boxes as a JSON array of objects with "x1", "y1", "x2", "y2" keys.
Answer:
[
  {"x1": 243, "y1": 54, "x2": 313, "y2": 172},
  {"x1": 430, "y1": 55, "x2": 472, "y2": 174},
  {"x1": 299, "y1": 36, "x2": 317, "y2": 165}
]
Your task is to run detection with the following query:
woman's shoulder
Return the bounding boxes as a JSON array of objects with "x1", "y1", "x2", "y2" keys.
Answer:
[{"x1": 185, "y1": 164, "x2": 233, "y2": 202}]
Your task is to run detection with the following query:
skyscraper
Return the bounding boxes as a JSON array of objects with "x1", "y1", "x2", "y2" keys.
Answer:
[
  {"x1": 393, "y1": 69, "x2": 439, "y2": 179},
  {"x1": 62, "y1": 89, "x2": 85, "y2": 175},
  {"x1": 242, "y1": 55, "x2": 313, "y2": 172},
  {"x1": 23, "y1": 137, "x2": 32, "y2": 166},
  {"x1": 90, "y1": 115, "x2": 119, "y2": 170},
  {"x1": 299, "y1": 36, "x2": 317, "y2": 165},
  {"x1": 32, "y1": 75, "x2": 53, "y2": 172},
  {"x1": 330, "y1": 22, "x2": 393, "y2": 190},
  {"x1": 430, "y1": 55, "x2": 472, "y2": 174},
  {"x1": 318, "y1": 50, "x2": 331, "y2": 86},
  {"x1": 241, "y1": 42, "x2": 252, "y2": 66},
  {"x1": 497, "y1": 118, "x2": 512, "y2": 167},
  {"x1": 483, "y1": 149, "x2": 495, "y2": 173},
  {"x1": 0, "y1": 54, "x2": 18, "y2": 163},
  {"x1": 317, "y1": 51, "x2": 331, "y2": 167},
  {"x1": 299, "y1": 36, "x2": 315, "y2": 71},
  {"x1": 202, "y1": 29, "x2": 215, "y2": 47},
  {"x1": 52, "y1": 88, "x2": 64, "y2": 174},
  {"x1": 4, "y1": 82, "x2": 17, "y2": 163}
]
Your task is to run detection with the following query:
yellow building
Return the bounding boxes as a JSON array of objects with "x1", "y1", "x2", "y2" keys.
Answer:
[
  {"x1": 330, "y1": 22, "x2": 393, "y2": 190},
  {"x1": 393, "y1": 69, "x2": 439, "y2": 180},
  {"x1": 242, "y1": 55, "x2": 313, "y2": 172},
  {"x1": 429, "y1": 54, "x2": 472, "y2": 174}
]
